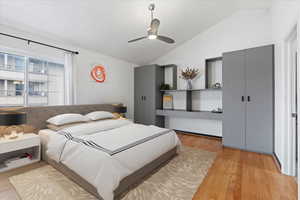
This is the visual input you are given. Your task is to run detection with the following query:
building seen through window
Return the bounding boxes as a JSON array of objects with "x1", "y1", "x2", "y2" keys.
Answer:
[{"x1": 0, "y1": 52, "x2": 65, "y2": 106}]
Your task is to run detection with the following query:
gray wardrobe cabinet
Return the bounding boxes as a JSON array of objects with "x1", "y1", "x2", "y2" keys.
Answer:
[
  {"x1": 134, "y1": 65, "x2": 164, "y2": 127},
  {"x1": 222, "y1": 45, "x2": 274, "y2": 154}
]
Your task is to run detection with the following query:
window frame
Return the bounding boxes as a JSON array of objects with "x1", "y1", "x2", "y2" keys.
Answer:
[{"x1": 0, "y1": 47, "x2": 65, "y2": 107}]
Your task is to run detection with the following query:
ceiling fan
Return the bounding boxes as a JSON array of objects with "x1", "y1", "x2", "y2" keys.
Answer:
[{"x1": 128, "y1": 3, "x2": 175, "y2": 44}]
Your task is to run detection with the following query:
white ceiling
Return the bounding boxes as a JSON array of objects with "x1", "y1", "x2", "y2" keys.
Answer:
[{"x1": 0, "y1": 0, "x2": 272, "y2": 65}]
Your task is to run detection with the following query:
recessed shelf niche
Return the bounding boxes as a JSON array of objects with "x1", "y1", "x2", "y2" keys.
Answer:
[{"x1": 205, "y1": 57, "x2": 223, "y2": 89}]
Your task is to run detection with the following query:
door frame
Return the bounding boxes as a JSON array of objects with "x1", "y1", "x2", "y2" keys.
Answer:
[
  {"x1": 284, "y1": 25, "x2": 298, "y2": 176},
  {"x1": 297, "y1": 17, "x2": 300, "y2": 188}
]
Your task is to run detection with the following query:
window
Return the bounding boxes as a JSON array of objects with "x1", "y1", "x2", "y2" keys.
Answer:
[{"x1": 0, "y1": 51, "x2": 65, "y2": 106}]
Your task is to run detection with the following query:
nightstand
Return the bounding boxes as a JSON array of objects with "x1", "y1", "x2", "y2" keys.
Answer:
[{"x1": 0, "y1": 133, "x2": 40, "y2": 172}]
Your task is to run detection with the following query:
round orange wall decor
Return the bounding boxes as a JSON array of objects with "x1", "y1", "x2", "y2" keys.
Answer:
[{"x1": 91, "y1": 65, "x2": 106, "y2": 83}]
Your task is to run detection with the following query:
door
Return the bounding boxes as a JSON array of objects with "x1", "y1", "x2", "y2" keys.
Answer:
[
  {"x1": 134, "y1": 67, "x2": 146, "y2": 124},
  {"x1": 245, "y1": 45, "x2": 274, "y2": 154},
  {"x1": 223, "y1": 50, "x2": 246, "y2": 149},
  {"x1": 142, "y1": 66, "x2": 156, "y2": 125},
  {"x1": 134, "y1": 65, "x2": 156, "y2": 125},
  {"x1": 292, "y1": 50, "x2": 298, "y2": 178},
  {"x1": 290, "y1": 33, "x2": 298, "y2": 177}
]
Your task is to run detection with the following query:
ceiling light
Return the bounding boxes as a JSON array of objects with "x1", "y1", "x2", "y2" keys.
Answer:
[
  {"x1": 148, "y1": 35, "x2": 157, "y2": 40},
  {"x1": 128, "y1": 3, "x2": 175, "y2": 44}
]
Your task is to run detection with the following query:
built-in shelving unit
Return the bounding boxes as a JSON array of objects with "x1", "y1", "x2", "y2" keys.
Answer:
[
  {"x1": 156, "y1": 109, "x2": 223, "y2": 120},
  {"x1": 160, "y1": 88, "x2": 222, "y2": 92},
  {"x1": 158, "y1": 58, "x2": 223, "y2": 118}
]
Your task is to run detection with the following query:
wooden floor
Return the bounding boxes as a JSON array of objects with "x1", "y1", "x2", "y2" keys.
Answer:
[
  {"x1": 0, "y1": 132, "x2": 297, "y2": 200},
  {"x1": 177, "y1": 132, "x2": 297, "y2": 200}
]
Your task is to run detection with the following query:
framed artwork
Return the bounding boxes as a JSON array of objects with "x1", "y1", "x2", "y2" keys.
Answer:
[{"x1": 91, "y1": 65, "x2": 106, "y2": 83}]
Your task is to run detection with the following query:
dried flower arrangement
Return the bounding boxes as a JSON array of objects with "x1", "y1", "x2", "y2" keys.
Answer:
[{"x1": 180, "y1": 67, "x2": 200, "y2": 80}]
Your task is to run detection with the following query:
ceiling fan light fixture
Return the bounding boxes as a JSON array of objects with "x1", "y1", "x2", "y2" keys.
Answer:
[
  {"x1": 128, "y1": 3, "x2": 175, "y2": 44},
  {"x1": 148, "y1": 34, "x2": 157, "y2": 40}
]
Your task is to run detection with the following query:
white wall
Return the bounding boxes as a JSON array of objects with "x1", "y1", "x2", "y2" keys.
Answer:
[
  {"x1": 154, "y1": 9, "x2": 272, "y2": 136},
  {"x1": 0, "y1": 24, "x2": 135, "y2": 118},
  {"x1": 270, "y1": 0, "x2": 300, "y2": 174},
  {"x1": 75, "y1": 48, "x2": 134, "y2": 119}
]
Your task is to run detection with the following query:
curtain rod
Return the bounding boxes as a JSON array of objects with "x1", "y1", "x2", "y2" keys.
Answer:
[{"x1": 0, "y1": 32, "x2": 79, "y2": 55}]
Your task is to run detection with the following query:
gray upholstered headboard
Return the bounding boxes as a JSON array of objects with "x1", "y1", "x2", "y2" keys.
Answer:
[{"x1": 19, "y1": 104, "x2": 124, "y2": 131}]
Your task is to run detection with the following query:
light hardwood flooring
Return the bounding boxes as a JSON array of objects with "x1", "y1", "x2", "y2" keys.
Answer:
[
  {"x1": 177, "y1": 132, "x2": 297, "y2": 200},
  {"x1": 0, "y1": 132, "x2": 297, "y2": 200}
]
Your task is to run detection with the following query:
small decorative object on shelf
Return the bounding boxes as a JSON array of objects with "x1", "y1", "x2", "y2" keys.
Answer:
[
  {"x1": 163, "y1": 94, "x2": 173, "y2": 109},
  {"x1": 212, "y1": 82, "x2": 222, "y2": 89},
  {"x1": 160, "y1": 83, "x2": 171, "y2": 90},
  {"x1": 180, "y1": 67, "x2": 200, "y2": 90},
  {"x1": 211, "y1": 108, "x2": 223, "y2": 113},
  {"x1": 3, "y1": 131, "x2": 24, "y2": 140}
]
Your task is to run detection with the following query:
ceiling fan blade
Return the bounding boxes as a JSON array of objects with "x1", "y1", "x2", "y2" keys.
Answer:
[
  {"x1": 150, "y1": 18, "x2": 160, "y2": 34},
  {"x1": 128, "y1": 36, "x2": 147, "y2": 43},
  {"x1": 157, "y1": 35, "x2": 175, "y2": 44}
]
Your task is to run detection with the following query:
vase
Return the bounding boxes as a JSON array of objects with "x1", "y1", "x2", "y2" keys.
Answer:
[{"x1": 186, "y1": 79, "x2": 193, "y2": 90}]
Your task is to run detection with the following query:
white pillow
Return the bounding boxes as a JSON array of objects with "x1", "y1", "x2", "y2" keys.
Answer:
[
  {"x1": 47, "y1": 113, "x2": 89, "y2": 126},
  {"x1": 85, "y1": 111, "x2": 115, "y2": 121}
]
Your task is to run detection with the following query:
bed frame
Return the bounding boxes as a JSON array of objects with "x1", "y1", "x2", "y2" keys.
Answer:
[
  {"x1": 46, "y1": 148, "x2": 177, "y2": 200},
  {"x1": 21, "y1": 104, "x2": 177, "y2": 200}
]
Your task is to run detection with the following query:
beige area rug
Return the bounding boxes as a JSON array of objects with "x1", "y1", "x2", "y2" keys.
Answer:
[{"x1": 9, "y1": 146, "x2": 216, "y2": 200}]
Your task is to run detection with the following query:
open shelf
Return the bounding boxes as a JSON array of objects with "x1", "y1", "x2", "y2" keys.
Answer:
[
  {"x1": 156, "y1": 109, "x2": 223, "y2": 120},
  {"x1": 0, "y1": 145, "x2": 40, "y2": 173},
  {"x1": 0, "y1": 157, "x2": 39, "y2": 173},
  {"x1": 205, "y1": 57, "x2": 223, "y2": 89},
  {"x1": 160, "y1": 88, "x2": 222, "y2": 92}
]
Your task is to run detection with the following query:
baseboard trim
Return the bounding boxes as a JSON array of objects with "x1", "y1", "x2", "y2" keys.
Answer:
[
  {"x1": 222, "y1": 144, "x2": 273, "y2": 155},
  {"x1": 272, "y1": 152, "x2": 282, "y2": 172},
  {"x1": 174, "y1": 130, "x2": 222, "y2": 139}
]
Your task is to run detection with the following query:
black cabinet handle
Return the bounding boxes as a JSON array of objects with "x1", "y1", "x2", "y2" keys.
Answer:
[
  {"x1": 241, "y1": 96, "x2": 244, "y2": 102},
  {"x1": 247, "y1": 96, "x2": 251, "y2": 102},
  {"x1": 141, "y1": 96, "x2": 144, "y2": 101},
  {"x1": 144, "y1": 96, "x2": 146, "y2": 101}
]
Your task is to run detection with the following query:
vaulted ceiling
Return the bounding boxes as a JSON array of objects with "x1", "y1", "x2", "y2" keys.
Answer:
[{"x1": 0, "y1": 0, "x2": 272, "y2": 65}]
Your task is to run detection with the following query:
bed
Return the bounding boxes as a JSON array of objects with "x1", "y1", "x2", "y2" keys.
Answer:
[{"x1": 21, "y1": 104, "x2": 180, "y2": 200}]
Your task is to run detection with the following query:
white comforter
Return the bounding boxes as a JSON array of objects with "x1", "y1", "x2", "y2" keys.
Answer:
[{"x1": 46, "y1": 119, "x2": 180, "y2": 200}]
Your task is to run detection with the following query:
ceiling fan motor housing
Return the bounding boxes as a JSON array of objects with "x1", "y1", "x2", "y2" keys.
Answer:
[{"x1": 148, "y1": 3, "x2": 155, "y2": 11}]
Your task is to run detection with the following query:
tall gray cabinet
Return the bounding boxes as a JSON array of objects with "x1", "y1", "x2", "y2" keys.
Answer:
[
  {"x1": 134, "y1": 65, "x2": 164, "y2": 127},
  {"x1": 222, "y1": 45, "x2": 274, "y2": 154}
]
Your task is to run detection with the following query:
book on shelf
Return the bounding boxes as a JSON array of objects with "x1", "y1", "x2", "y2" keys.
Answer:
[{"x1": 163, "y1": 94, "x2": 173, "y2": 110}]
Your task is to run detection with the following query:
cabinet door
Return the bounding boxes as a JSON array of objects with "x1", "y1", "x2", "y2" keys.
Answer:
[
  {"x1": 223, "y1": 50, "x2": 246, "y2": 149},
  {"x1": 142, "y1": 66, "x2": 156, "y2": 125},
  {"x1": 245, "y1": 45, "x2": 274, "y2": 153},
  {"x1": 134, "y1": 67, "x2": 146, "y2": 124},
  {"x1": 134, "y1": 66, "x2": 156, "y2": 125}
]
